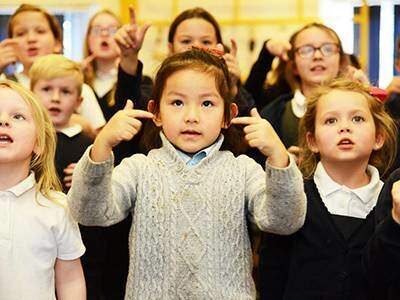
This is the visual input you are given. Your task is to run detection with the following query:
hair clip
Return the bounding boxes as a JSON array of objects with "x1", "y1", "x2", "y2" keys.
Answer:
[
  {"x1": 191, "y1": 45, "x2": 225, "y2": 58},
  {"x1": 369, "y1": 86, "x2": 388, "y2": 102}
]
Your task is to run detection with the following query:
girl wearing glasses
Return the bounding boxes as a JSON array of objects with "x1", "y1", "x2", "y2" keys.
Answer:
[
  {"x1": 252, "y1": 23, "x2": 348, "y2": 158},
  {"x1": 82, "y1": 10, "x2": 121, "y2": 121}
]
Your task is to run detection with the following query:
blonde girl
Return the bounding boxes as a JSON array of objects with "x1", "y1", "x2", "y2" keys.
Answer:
[
  {"x1": 0, "y1": 79, "x2": 85, "y2": 299},
  {"x1": 258, "y1": 78, "x2": 400, "y2": 300}
]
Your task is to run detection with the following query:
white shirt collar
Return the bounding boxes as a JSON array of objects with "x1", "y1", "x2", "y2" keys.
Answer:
[
  {"x1": 58, "y1": 124, "x2": 83, "y2": 138},
  {"x1": 7, "y1": 172, "x2": 35, "y2": 197},
  {"x1": 314, "y1": 162, "x2": 381, "y2": 204},
  {"x1": 14, "y1": 72, "x2": 30, "y2": 89},
  {"x1": 314, "y1": 162, "x2": 383, "y2": 218},
  {"x1": 291, "y1": 89, "x2": 307, "y2": 118}
]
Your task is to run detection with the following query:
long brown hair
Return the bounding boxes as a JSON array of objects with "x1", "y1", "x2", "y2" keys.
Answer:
[{"x1": 299, "y1": 78, "x2": 397, "y2": 178}]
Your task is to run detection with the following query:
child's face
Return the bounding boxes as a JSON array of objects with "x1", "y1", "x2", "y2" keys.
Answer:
[
  {"x1": 0, "y1": 87, "x2": 38, "y2": 168},
  {"x1": 33, "y1": 77, "x2": 81, "y2": 130},
  {"x1": 307, "y1": 90, "x2": 383, "y2": 168},
  {"x1": 11, "y1": 11, "x2": 61, "y2": 70},
  {"x1": 88, "y1": 13, "x2": 120, "y2": 60},
  {"x1": 293, "y1": 27, "x2": 341, "y2": 88},
  {"x1": 170, "y1": 18, "x2": 218, "y2": 54},
  {"x1": 153, "y1": 69, "x2": 227, "y2": 153}
]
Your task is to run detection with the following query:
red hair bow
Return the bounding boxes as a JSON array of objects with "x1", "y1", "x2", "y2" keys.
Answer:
[{"x1": 369, "y1": 86, "x2": 388, "y2": 102}]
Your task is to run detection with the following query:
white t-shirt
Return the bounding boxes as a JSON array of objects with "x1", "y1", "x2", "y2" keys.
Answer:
[
  {"x1": 0, "y1": 173, "x2": 85, "y2": 300},
  {"x1": 15, "y1": 72, "x2": 106, "y2": 130}
]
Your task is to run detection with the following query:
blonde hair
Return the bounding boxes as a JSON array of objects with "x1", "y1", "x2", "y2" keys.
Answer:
[
  {"x1": 83, "y1": 9, "x2": 121, "y2": 87},
  {"x1": 0, "y1": 80, "x2": 61, "y2": 198},
  {"x1": 30, "y1": 54, "x2": 83, "y2": 95},
  {"x1": 299, "y1": 78, "x2": 397, "y2": 178}
]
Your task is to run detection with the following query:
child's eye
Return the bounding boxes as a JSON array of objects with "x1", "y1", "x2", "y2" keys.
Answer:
[
  {"x1": 202, "y1": 40, "x2": 212, "y2": 46},
  {"x1": 61, "y1": 89, "x2": 72, "y2": 95},
  {"x1": 36, "y1": 28, "x2": 47, "y2": 34},
  {"x1": 324, "y1": 117, "x2": 337, "y2": 124},
  {"x1": 13, "y1": 114, "x2": 26, "y2": 121},
  {"x1": 202, "y1": 100, "x2": 213, "y2": 107},
  {"x1": 180, "y1": 39, "x2": 191, "y2": 45},
  {"x1": 172, "y1": 100, "x2": 183, "y2": 107},
  {"x1": 352, "y1": 116, "x2": 365, "y2": 123},
  {"x1": 14, "y1": 31, "x2": 25, "y2": 37},
  {"x1": 41, "y1": 86, "x2": 51, "y2": 92}
]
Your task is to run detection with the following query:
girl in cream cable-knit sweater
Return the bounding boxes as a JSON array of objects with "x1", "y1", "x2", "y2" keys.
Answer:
[{"x1": 68, "y1": 48, "x2": 306, "y2": 299}]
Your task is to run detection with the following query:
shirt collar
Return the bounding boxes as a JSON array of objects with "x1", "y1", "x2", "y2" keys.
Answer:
[
  {"x1": 291, "y1": 89, "x2": 307, "y2": 118},
  {"x1": 175, "y1": 136, "x2": 223, "y2": 166},
  {"x1": 14, "y1": 72, "x2": 30, "y2": 89},
  {"x1": 58, "y1": 124, "x2": 83, "y2": 138},
  {"x1": 7, "y1": 172, "x2": 35, "y2": 197},
  {"x1": 314, "y1": 162, "x2": 382, "y2": 204}
]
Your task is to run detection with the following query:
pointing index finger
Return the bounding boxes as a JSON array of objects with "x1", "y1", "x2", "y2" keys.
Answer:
[{"x1": 129, "y1": 5, "x2": 137, "y2": 25}]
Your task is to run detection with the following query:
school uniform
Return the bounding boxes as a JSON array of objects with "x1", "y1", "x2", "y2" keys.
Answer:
[{"x1": 258, "y1": 163, "x2": 400, "y2": 300}]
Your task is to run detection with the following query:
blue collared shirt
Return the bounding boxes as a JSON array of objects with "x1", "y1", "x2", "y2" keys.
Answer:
[{"x1": 175, "y1": 137, "x2": 223, "y2": 166}]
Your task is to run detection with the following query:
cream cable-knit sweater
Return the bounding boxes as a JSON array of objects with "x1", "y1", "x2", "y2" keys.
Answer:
[{"x1": 68, "y1": 134, "x2": 306, "y2": 300}]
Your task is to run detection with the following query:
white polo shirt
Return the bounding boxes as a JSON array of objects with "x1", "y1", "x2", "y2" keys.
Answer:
[
  {"x1": 314, "y1": 162, "x2": 383, "y2": 218},
  {"x1": 0, "y1": 173, "x2": 85, "y2": 300}
]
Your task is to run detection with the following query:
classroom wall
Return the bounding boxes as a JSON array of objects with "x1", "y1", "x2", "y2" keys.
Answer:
[{"x1": 0, "y1": 0, "x2": 321, "y2": 77}]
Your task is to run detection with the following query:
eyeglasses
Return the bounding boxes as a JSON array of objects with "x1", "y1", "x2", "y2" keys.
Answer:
[
  {"x1": 90, "y1": 26, "x2": 118, "y2": 36},
  {"x1": 294, "y1": 43, "x2": 340, "y2": 58}
]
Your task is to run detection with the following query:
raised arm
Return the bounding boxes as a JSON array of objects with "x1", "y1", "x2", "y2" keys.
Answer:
[
  {"x1": 231, "y1": 108, "x2": 306, "y2": 234},
  {"x1": 68, "y1": 100, "x2": 154, "y2": 226}
]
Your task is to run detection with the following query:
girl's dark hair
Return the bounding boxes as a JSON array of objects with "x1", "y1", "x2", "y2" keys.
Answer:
[
  {"x1": 168, "y1": 7, "x2": 223, "y2": 44},
  {"x1": 7, "y1": 4, "x2": 62, "y2": 43},
  {"x1": 141, "y1": 48, "x2": 246, "y2": 155}
]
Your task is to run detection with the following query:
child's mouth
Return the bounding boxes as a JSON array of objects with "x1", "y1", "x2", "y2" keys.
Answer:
[
  {"x1": 0, "y1": 134, "x2": 13, "y2": 143},
  {"x1": 48, "y1": 107, "x2": 61, "y2": 115},
  {"x1": 27, "y1": 47, "x2": 39, "y2": 56},
  {"x1": 337, "y1": 138, "x2": 354, "y2": 149}
]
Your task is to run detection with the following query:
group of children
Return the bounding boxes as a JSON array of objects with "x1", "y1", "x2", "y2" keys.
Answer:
[{"x1": 0, "y1": 3, "x2": 399, "y2": 300}]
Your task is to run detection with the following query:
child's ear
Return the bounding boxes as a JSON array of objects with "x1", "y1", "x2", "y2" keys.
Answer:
[
  {"x1": 167, "y1": 43, "x2": 174, "y2": 56},
  {"x1": 373, "y1": 131, "x2": 385, "y2": 151},
  {"x1": 306, "y1": 131, "x2": 319, "y2": 153},
  {"x1": 147, "y1": 100, "x2": 162, "y2": 126},
  {"x1": 75, "y1": 96, "x2": 83, "y2": 109},
  {"x1": 223, "y1": 103, "x2": 238, "y2": 128}
]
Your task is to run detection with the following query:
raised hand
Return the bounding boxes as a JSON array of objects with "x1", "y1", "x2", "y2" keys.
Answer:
[
  {"x1": 216, "y1": 38, "x2": 241, "y2": 95},
  {"x1": 230, "y1": 108, "x2": 288, "y2": 167},
  {"x1": 0, "y1": 39, "x2": 19, "y2": 73},
  {"x1": 80, "y1": 53, "x2": 97, "y2": 72},
  {"x1": 91, "y1": 100, "x2": 154, "y2": 162},
  {"x1": 265, "y1": 39, "x2": 292, "y2": 61},
  {"x1": 386, "y1": 76, "x2": 400, "y2": 96},
  {"x1": 114, "y1": 5, "x2": 151, "y2": 75},
  {"x1": 391, "y1": 180, "x2": 400, "y2": 224}
]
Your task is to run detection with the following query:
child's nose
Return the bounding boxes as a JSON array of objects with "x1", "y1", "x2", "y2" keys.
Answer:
[
  {"x1": 0, "y1": 113, "x2": 10, "y2": 127},
  {"x1": 184, "y1": 107, "x2": 199, "y2": 123},
  {"x1": 51, "y1": 90, "x2": 60, "y2": 103}
]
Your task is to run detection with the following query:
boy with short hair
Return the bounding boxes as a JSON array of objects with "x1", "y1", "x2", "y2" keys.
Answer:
[
  {"x1": 30, "y1": 54, "x2": 103, "y2": 299},
  {"x1": 30, "y1": 54, "x2": 93, "y2": 191}
]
